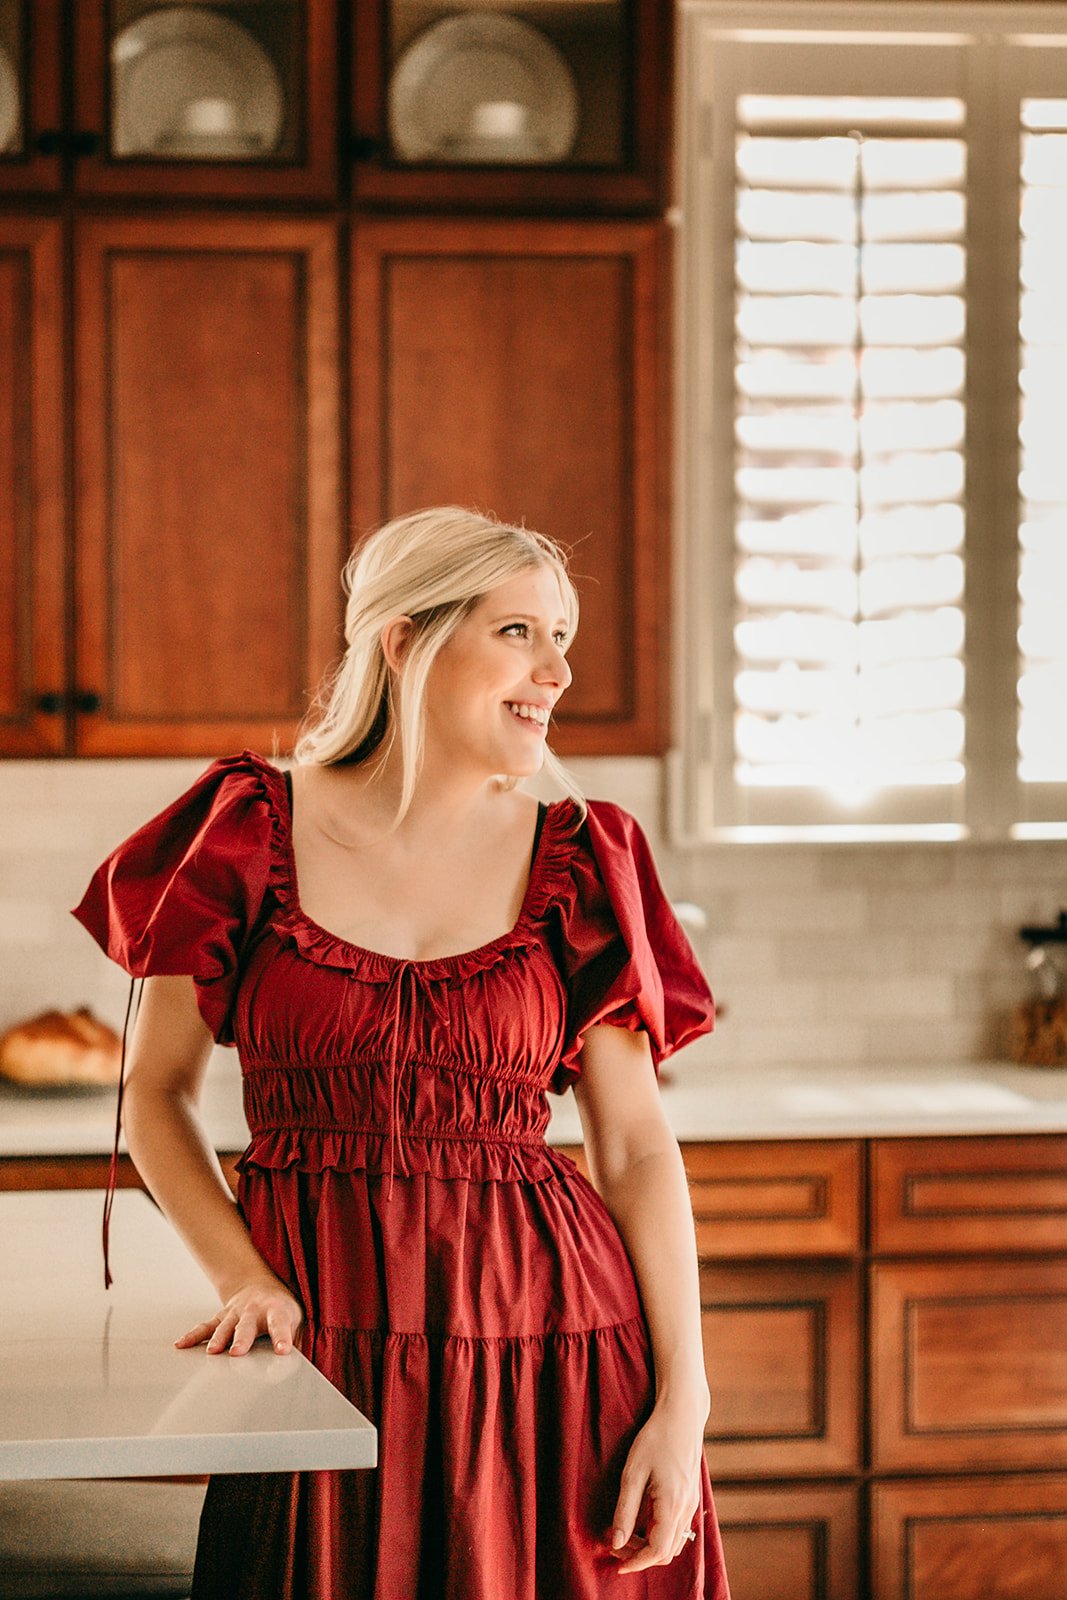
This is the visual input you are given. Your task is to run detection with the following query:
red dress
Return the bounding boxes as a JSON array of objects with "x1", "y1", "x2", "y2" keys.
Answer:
[{"x1": 71, "y1": 749, "x2": 731, "y2": 1600}]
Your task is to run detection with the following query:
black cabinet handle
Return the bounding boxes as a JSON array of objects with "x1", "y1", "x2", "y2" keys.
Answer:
[
  {"x1": 350, "y1": 133, "x2": 381, "y2": 161},
  {"x1": 74, "y1": 690, "x2": 102, "y2": 713},
  {"x1": 33, "y1": 130, "x2": 102, "y2": 157},
  {"x1": 36, "y1": 690, "x2": 65, "y2": 714}
]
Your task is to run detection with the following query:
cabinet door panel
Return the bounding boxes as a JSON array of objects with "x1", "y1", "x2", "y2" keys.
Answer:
[
  {"x1": 684, "y1": 1140, "x2": 861, "y2": 1258},
  {"x1": 715, "y1": 1483, "x2": 858, "y2": 1600},
  {"x1": 872, "y1": 1135, "x2": 1067, "y2": 1255},
  {"x1": 701, "y1": 1263, "x2": 860, "y2": 1476},
  {"x1": 872, "y1": 1475, "x2": 1067, "y2": 1600},
  {"x1": 74, "y1": 215, "x2": 341, "y2": 755},
  {"x1": 353, "y1": 219, "x2": 670, "y2": 755},
  {"x1": 872, "y1": 1259, "x2": 1067, "y2": 1470},
  {"x1": 0, "y1": 217, "x2": 65, "y2": 754}
]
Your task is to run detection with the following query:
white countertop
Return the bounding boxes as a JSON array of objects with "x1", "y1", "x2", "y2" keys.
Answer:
[
  {"x1": 4, "y1": 1050, "x2": 1067, "y2": 1155},
  {"x1": 0, "y1": 1189, "x2": 377, "y2": 1480}
]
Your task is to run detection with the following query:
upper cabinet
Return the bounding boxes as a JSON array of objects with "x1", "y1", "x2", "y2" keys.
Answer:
[
  {"x1": 351, "y1": 0, "x2": 672, "y2": 213},
  {"x1": 0, "y1": 0, "x2": 338, "y2": 200},
  {"x1": 0, "y1": 0, "x2": 668, "y2": 211}
]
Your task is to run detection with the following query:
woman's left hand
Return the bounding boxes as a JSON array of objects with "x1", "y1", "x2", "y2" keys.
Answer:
[{"x1": 605, "y1": 1396, "x2": 707, "y2": 1574}]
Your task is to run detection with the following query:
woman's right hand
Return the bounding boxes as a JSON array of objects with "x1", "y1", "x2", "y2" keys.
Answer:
[{"x1": 175, "y1": 1274, "x2": 305, "y2": 1357}]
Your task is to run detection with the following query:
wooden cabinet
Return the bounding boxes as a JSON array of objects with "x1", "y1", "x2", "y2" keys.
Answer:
[
  {"x1": 73, "y1": 214, "x2": 342, "y2": 756},
  {"x1": 3, "y1": 2, "x2": 667, "y2": 211},
  {"x1": 563, "y1": 1131, "x2": 1067, "y2": 1597},
  {"x1": 871, "y1": 1475, "x2": 1067, "y2": 1600},
  {"x1": 716, "y1": 1484, "x2": 860, "y2": 1600},
  {"x1": 872, "y1": 1257, "x2": 1067, "y2": 1474},
  {"x1": 870, "y1": 1135, "x2": 1067, "y2": 1599},
  {"x1": 0, "y1": 0, "x2": 336, "y2": 200},
  {"x1": 0, "y1": 213, "x2": 343, "y2": 757},
  {"x1": 2, "y1": 7, "x2": 672, "y2": 759},
  {"x1": 0, "y1": 215, "x2": 65, "y2": 755},
  {"x1": 685, "y1": 1139, "x2": 861, "y2": 1259},
  {"x1": 351, "y1": 0, "x2": 673, "y2": 214},
  {"x1": 352, "y1": 217, "x2": 672, "y2": 752},
  {"x1": 701, "y1": 1261, "x2": 860, "y2": 1478}
]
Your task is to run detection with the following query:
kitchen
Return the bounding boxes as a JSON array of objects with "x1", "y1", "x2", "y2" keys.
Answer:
[{"x1": 2, "y1": 2, "x2": 1067, "y2": 1597}]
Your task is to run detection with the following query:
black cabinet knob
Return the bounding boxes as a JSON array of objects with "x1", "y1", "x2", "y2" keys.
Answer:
[
  {"x1": 35, "y1": 130, "x2": 64, "y2": 156},
  {"x1": 36, "y1": 690, "x2": 65, "y2": 714},
  {"x1": 350, "y1": 133, "x2": 381, "y2": 161},
  {"x1": 71, "y1": 131, "x2": 102, "y2": 157},
  {"x1": 74, "y1": 690, "x2": 102, "y2": 713}
]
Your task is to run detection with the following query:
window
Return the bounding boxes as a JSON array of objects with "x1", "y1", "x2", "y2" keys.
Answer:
[{"x1": 676, "y1": 3, "x2": 1067, "y2": 840}]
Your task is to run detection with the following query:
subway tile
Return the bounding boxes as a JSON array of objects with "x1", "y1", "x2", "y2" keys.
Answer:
[
  {"x1": 712, "y1": 1021, "x2": 869, "y2": 1066},
  {"x1": 711, "y1": 979, "x2": 825, "y2": 1024},
  {"x1": 730, "y1": 888, "x2": 870, "y2": 935},
  {"x1": 777, "y1": 931, "x2": 914, "y2": 979},
  {"x1": 826, "y1": 974, "x2": 956, "y2": 1022}
]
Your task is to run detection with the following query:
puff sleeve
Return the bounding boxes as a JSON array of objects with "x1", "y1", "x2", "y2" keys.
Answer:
[
  {"x1": 70, "y1": 751, "x2": 277, "y2": 1047},
  {"x1": 549, "y1": 798, "x2": 715, "y2": 1095}
]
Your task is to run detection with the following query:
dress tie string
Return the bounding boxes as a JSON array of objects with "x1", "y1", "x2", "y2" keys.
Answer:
[
  {"x1": 102, "y1": 973, "x2": 143, "y2": 1289},
  {"x1": 384, "y1": 958, "x2": 417, "y2": 1202}
]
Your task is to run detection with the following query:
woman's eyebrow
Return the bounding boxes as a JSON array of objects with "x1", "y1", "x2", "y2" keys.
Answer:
[{"x1": 490, "y1": 613, "x2": 569, "y2": 626}]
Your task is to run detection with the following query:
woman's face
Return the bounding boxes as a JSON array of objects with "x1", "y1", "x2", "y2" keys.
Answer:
[{"x1": 421, "y1": 565, "x2": 574, "y2": 778}]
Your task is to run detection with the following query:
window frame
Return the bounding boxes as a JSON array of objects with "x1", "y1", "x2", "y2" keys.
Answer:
[{"x1": 671, "y1": 0, "x2": 1067, "y2": 844}]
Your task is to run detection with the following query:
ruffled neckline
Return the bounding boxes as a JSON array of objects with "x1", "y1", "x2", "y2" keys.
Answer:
[{"x1": 231, "y1": 748, "x2": 580, "y2": 983}]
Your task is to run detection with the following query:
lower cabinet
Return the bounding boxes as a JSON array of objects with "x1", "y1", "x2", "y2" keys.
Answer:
[
  {"x1": 871, "y1": 1475, "x2": 1067, "y2": 1600},
  {"x1": 716, "y1": 1483, "x2": 860, "y2": 1600}
]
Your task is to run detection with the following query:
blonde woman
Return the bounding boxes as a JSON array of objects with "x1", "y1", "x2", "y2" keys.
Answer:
[{"x1": 73, "y1": 507, "x2": 731, "y2": 1599}]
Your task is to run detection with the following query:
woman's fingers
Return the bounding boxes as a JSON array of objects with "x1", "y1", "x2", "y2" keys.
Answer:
[
  {"x1": 176, "y1": 1282, "x2": 305, "y2": 1357},
  {"x1": 174, "y1": 1317, "x2": 220, "y2": 1349}
]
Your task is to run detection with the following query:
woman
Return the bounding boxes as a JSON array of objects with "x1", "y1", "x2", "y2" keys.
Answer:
[{"x1": 72, "y1": 506, "x2": 731, "y2": 1599}]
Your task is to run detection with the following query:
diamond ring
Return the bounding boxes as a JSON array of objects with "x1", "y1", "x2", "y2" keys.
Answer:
[{"x1": 684, "y1": 1529, "x2": 697, "y2": 1542}]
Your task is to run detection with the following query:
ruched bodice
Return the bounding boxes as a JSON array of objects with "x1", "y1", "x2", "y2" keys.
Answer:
[{"x1": 70, "y1": 750, "x2": 729, "y2": 1600}]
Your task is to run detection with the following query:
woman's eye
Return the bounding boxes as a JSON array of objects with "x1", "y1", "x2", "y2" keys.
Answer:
[{"x1": 502, "y1": 623, "x2": 569, "y2": 645}]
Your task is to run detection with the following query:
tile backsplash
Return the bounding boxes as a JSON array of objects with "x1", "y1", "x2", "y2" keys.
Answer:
[{"x1": 2, "y1": 755, "x2": 1065, "y2": 1069}]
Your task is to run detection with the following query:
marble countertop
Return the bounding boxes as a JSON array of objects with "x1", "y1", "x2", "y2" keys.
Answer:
[
  {"x1": 4, "y1": 1049, "x2": 1067, "y2": 1154},
  {"x1": 0, "y1": 1189, "x2": 377, "y2": 1480}
]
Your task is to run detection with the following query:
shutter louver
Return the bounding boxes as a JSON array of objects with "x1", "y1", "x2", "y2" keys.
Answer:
[{"x1": 733, "y1": 97, "x2": 967, "y2": 801}]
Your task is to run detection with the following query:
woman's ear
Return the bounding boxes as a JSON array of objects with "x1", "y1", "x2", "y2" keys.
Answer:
[{"x1": 380, "y1": 615, "x2": 414, "y2": 674}]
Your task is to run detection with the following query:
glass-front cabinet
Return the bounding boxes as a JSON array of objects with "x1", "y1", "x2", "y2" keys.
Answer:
[
  {"x1": 0, "y1": 1, "x2": 665, "y2": 208},
  {"x1": 353, "y1": 0, "x2": 671, "y2": 211},
  {"x1": 74, "y1": 0, "x2": 337, "y2": 198},
  {"x1": 0, "y1": 0, "x2": 62, "y2": 190}
]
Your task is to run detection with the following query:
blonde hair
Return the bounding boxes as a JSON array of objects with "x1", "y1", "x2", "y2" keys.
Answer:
[{"x1": 291, "y1": 506, "x2": 588, "y2": 832}]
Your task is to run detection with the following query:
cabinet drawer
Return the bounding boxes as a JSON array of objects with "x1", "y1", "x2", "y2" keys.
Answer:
[
  {"x1": 871, "y1": 1474, "x2": 1067, "y2": 1600},
  {"x1": 872, "y1": 1135, "x2": 1067, "y2": 1255},
  {"x1": 685, "y1": 1140, "x2": 862, "y2": 1258},
  {"x1": 701, "y1": 1262, "x2": 861, "y2": 1477},
  {"x1": 871, "y1": 1259, "x2": 1067, "y2": 1471},
  {"x1": 715, "y1": 1483, "x2": 858, "y2": 1600}
]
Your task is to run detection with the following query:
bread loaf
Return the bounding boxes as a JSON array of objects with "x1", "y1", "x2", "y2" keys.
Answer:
[{"x1": 0, "y1": 1007, "x2": 123, "y2": 1087}]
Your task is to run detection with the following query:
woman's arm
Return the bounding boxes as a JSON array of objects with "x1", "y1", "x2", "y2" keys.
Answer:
[
  {"x1": 572, "y1": 1023, "x2": 710, "y2": 1574},
  {"x1": 120, "y1": 973, "x2": 303, "y2": 1356}
]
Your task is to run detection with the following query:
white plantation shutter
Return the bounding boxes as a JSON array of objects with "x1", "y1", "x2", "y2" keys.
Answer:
[
  {"x1": 733, "y1": 100, "x2": 967, "y2": 802},
  {"x1": 677, "y1": 8, "x2": 1067, "y2": 840}
]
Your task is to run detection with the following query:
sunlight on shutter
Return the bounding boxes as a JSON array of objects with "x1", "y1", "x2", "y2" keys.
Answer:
[
  {"x1": 1019, "y1": 100, "x2": 1067, "y2": 784},
  {"x1": 733, "y1": 97, "x2": 967, "y2": 802}
]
